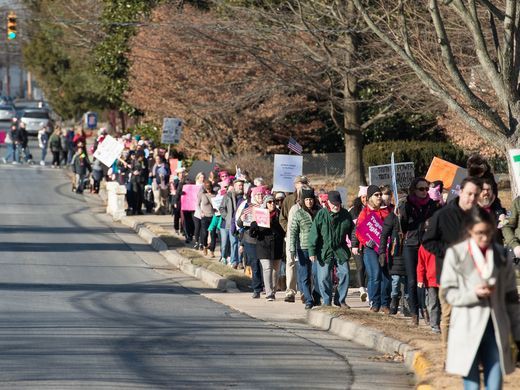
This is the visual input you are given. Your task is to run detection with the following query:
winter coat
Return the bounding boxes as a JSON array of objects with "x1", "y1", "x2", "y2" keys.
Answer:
[
  {"x1": 378, "y1": 212, "x2": 406, "y2": 276},
  {"x1": 130, "y1": 159, "x2": 148, "y2": 189},
  {"x1": 249, "y1": 210, "x2": 284, "y2": 260},
  {"x1": 49, "y1": 134, "x2": 62, "y2": 153},
  {"x1": 422, "y1": 197, "x2": 469, "y2": 283},
  {"x1": 198, "y1": 191, "x2": 215, "y2": 218},
  {"x1": 482, "y1": 197, "x2": 507, "y2": 243},
  {"x1": 416, "y1": 245, "x2": 438, "y2": 288},
  {"x1": 441, "y1": 239, "x2": 520, "y2": 377},
  {"x1": 236, "y1": 202, "x2": 259, "y2": 245},
  {"x1": 290, "y1": 205, "x2": 320, "y2": 253},
  {"x1": 219, "y1": 190, "x2": 244, "y2": 232},
  {"x1": 72, "y1": 152, "x2": 91, "y2": 176},
  {"x1": 503, "y1": 196, "x2": 520, "y2": 249},
  {"x1": 352, "y1": 206, "x2": 391, "y2": 249},
  {"x1": 38, "y1": 130, "x2": 48, "y2": 149},
  {"x1": 308, "y1": 208, "x2": 353, "y2": 265},
  {"x1": 279, "y1": 192, "x2": 297, "y2": 232},
  {"x1": 399, "y1": 197, "x2": 439, "y2": 247}
]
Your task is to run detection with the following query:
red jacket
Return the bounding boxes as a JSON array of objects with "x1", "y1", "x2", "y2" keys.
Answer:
[
  {"x1": 417, "y1": 245, "x2": 439, "y2": 288},
  {"x1": 354, "y1": 205, "x2": 390, "y2": 247}
]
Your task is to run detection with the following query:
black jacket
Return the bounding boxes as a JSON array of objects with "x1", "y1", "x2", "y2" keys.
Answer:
[
  {"x1": 379, "y1": 212, "x2": 406, "y2": 276},
  {"x1": 399, "y1": 197, "x2": 439, "y2": 247},
  {"x1": 422, "y1": 197, "x2": 469, "y2": 283},
  {"x1": 249, "y1": 211, "x2": 284, "y2": 260}
]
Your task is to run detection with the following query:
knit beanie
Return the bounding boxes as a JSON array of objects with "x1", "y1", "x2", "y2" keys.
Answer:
[
  {"x1": 358, "y1": 186, "x2": 368, "y2": 197},
  {"x1": 301, "y1": 188, "x2": 315, "y2": 200},
  {"x1": 366, "y1": 185, "x2": 380, "y2": 199},
  {"x1": 262, "y1": 195, "x2": 275, "y2": 208}
]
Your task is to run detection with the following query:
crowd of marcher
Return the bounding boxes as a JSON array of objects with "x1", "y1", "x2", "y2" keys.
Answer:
[{"x1": 9, "y1": 125, "x2": 518, "y2": 388}]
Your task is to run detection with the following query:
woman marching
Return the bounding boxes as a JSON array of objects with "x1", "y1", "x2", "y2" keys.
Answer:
[{"x1": 441, "y1": 207, "x2": 520, "y2": 389}]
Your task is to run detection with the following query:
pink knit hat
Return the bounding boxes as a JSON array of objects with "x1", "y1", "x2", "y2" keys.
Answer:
[
  {"x1": 428, "y1": 186, "x2": 443, "y2": 203},
  {"x1": 251, "y1": 186, "x2": 267, "y2": 196},
  {"x1": 358, "y1": 186, "x2": 368, "y2": 197}
]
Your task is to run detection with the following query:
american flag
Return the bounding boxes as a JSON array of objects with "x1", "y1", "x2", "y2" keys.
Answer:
[{"x1": 287, "y1": 137, "x2": 303, "y2": 155}]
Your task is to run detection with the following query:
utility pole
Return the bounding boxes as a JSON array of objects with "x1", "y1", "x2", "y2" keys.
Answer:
[
  {"x1": 5, "y1": 39, "x2": 10, "y2": 97},
  {"x1": 27, "y1": 70, "x2": 32, "y2": 99}
]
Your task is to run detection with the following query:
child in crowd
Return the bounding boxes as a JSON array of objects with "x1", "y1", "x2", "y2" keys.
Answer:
[{"x1": 417, "y1": 244, "x2": 441, "y2": 333}]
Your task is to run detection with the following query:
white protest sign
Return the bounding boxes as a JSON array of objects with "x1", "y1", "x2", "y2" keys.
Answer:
[
  {"x1": 93, "y1": 135, "x2": 124, "y2": 168},
  {"x1": 369, "y1": 162, "x2": 414, "y2": 190},
  {"x1": 211, "y1": 195, "x2": 224, "y2": 210},
  {"x1": 162, "y1": 118, "x2": 183, "y2": 144},
  {"x1": 272, "y1": 154, "x2": 303, "y2": 192},
  {"x1": 509, "y1": 149, "x2": 520, "y2": 197}
]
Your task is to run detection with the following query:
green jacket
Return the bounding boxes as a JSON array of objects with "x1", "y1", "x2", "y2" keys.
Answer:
[
  {"x1": 308, "y1": 208, "x2": 353, "y2": 265},
  {"x1": 290, "y1": 208, "x2": 313, "y2": 252},
  {"x1": 503, "y1": 197, "x2": 520, "y2": 248}
]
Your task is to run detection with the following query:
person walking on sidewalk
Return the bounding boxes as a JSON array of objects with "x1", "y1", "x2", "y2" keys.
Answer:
[
  {"x1": 290, "y1": 188, "x2": 321, "y2": 309},
  {"x1": 417, "y1": 244, "x2": 441, "y2": 333},
  {"x1": 249, "y1": 195, "x2": 284, "y2": 301},
  {"x1": 49, "y1": 128, "x2": 62, "y2": 168},
  {"x1": 423, "y1": 176, "x2": 482, "y2": 340},
  {"x1": 197, "y1": 180, "x2": 215, "y2": 256},
  {"x1": 349, "y1": 186, "x2": 368, "y2": 302},
  {"x1": 441, "y1": 207, "x2": 520, "y2": 389},
  {"x1": 2, "y1": 125, "x2": 14, "y2": 163},
  {"x1": 37, "y1": 126, "x2": 49, "y2": 166},
  {"x1": 352, "y1": 185, "x2": 391, "y2": 313},
  {"x1": 71, "y1": 146, "x2": 91, "y2": 194},
  {"x1": 398, "y1": 177, "x2": 439, "y2": 325},
  {"x1": 219, "y1": 178, "x2": 246, "y2": 269},
  {"x1": 308, "y1": 191, "x2": 353, "y2": 307}
]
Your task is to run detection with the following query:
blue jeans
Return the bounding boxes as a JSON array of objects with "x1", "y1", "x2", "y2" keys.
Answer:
[
  {"x1": 316, "y1": 258, "x2": 349, "y2": 305},
  {"x1": 312, "y1": 260, "x2": 321, "y2": 303},
  {"x1": 14, "y1": 143, "x2": 20, "y2": 162},
  {"x1": 229, "y1": 232, "x2": 240, "y2": 266},
  {"x1": 391, "y1": 275, "x2": 408, "y2": 299},
  {"x1": 4, "y1": 143, "x2": 14, "y2": 161},
  {"x1": 297, "y1": 249, "x2": 313, "y2": 305},
  {"x1": 463, "y1": 319, "x2": 502, "y2": 390},
  {"x1": 243, "y1": 242, "x2": 263, "y2": 293},
  {"x1": 41, "y1": 146, "x2": 47, "y2": 162},
  {"x1": 220, "y1": 228, "x2": 230, "y2": 259},
  {"x1": 363, "y1": 247, "x2": 391, "y2": 308}
]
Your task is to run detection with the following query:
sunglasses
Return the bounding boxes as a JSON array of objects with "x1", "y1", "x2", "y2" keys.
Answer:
[
  {"x1": 275, "y1": 199, "x2": 283, "y2": 203},
  {"x1": 266, "y1": 200, "x2": 274, "y2": 204},
  {"x1": 372, "y1": 193, "x2": 382, "y2": 197},
  {"x1": 416, "y1": 187, "x2": 429, "y2": 192}
]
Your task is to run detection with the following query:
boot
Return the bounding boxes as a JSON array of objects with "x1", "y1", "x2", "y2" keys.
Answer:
[
  {"x1": 421, "y1": 308, "x2": 430, "y2": 325},
  {"x1": 411, "y1": 314, "x2": 419, "y2": 327},
  {"x1": 389, "y1": 297, "x2": 399, "y2": 315}
]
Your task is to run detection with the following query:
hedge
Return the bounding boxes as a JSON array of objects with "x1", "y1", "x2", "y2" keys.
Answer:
[{"x1": 363, "y1": 141, "x2": 467, "y2": 176}]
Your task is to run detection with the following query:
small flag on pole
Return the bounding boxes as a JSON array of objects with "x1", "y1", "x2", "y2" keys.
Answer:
[{"x1": 287, "y1": 137, "x2": 303, "y2": 155}]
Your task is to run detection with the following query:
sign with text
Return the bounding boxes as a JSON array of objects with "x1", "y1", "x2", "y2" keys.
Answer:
[
  {"x1": 253, "y1": 207, "x2": 270, "y2": 228},
  {"x1": 425, "y1": 157, "x2": 466, "y2": 190},
  {"x1": 211, "y1": 195, "x2": 224, "y2": 211},
  {"x1": 162, "y1": 118, "x2": 183, "y2": 144},
  {"x1": 272, "y1": 154, "x2": 303, "y2": 192},
  {"x1": 356, "y1": 212, "x2": 384, "y2": 253},
  {"x1": 93, "y1": 135, "x2": 124, "y2": 168},
  {"x1": 180, "y1": 184, "x2": 202, "y2": 211},
  {"x1": 509, "y1": 149, "x2": 520, "y2": 197},
  {"x1": 368, "y1": 162, "x2": 414, "y2": 190}
]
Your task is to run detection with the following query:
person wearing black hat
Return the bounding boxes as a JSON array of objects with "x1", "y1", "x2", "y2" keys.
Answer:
[
  {"x1": 308, "y1": 190, "x2": 353, "y2": 307},
  {"x1": 352, "y1": 185, "x2": 391, "y2": 313}
]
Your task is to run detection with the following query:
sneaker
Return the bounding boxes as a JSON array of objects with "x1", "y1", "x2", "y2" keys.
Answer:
[
  {"x1": 305, "y1": 303, "x2": 313, "y2": 310},
  {"x1": 359, "y1": 287, "x2": 368, "y2": 302},
  {"x1": 220, "y1": 258, "x2": 227, "y2": 265},
  {"x1": 39, "y1": 161, "x2": 45, "y2": 166},
  {"x1": 267, "y1": 295, "x2": 275, "y2": 301},
  {"x1": 284, "y1": 295, "x2": 295, "y2": 303},
  {"x1": 0, "y1": 157, "x2": 5, "y2": 164},
  {"x1": 381, "y1": 306, "x2": 390, "y2": 315},
  {"x1": 193, "y1": 242, "x2": 199, "y2": 249},
  {"x1": 340, "y1": 303, "x2": 351, "y2": 309},
  {"x1": 252, "y1": 292, "x2": 260, "y2": 299},
  {"x1": 431, "y1": 325, "x2": 441, "y2": 334},
  {"x1": 370, "y1": 306, "x2": 380, "y2": 313},
  {"x1": 12, "y1": 161, "x2": 19, "y2": 165}
]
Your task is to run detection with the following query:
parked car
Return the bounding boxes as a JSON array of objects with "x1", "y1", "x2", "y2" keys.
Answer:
[
  {"x1": 0, "y1": 105, "x2": 16, "y2": 121},
  {"x1": 20, "y1": 109, "x2": 52, "y2": 135}
]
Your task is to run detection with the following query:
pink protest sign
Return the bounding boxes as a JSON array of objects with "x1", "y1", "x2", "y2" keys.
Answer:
[
  {"x1": 0, "y1": 131, "x2": 5, "y2": 144},
  {"x1": 181, "y1": 184, "x2": 202, "y2": 211},
  {"x1": 253, "y1": 208, "x2": 270, "y2": 228},
  {"x1": 356, "y1": 212, "x2": 384, "y2": 252}
]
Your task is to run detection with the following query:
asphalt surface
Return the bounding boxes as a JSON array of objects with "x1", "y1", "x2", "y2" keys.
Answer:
[{"x1": 0, "y1": 143, "x2": 413, "y2": 389}]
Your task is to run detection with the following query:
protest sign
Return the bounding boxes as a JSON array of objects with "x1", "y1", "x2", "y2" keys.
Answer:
[
  {"x1": 162, "y1": 118, "x2": 183, "y2": 144},
  {"x1": 169, "y1": 158, "x2": 179, "y2": 174},
  {"x1": 187, "y1": 161, "x2": 218, "y2": 181},
  {"x1": 272, "y1": 154, "x2": 303, "y2": 192},
  {"x1": 390, "y1": 153, "x2": 399, "y2": 206},
  {"x1": 425, "y1": 157, "x2": 466, "y2": 189},
  {"x1": 355, "y1": 212, "x2": 384, "y2": 253},
  {"x1": 509, "y1": 149, "x2": 520, "y2": 196},
  {"x1": 0, "y1": 131, "x2": 5, "y2": 144},
  {"x1": 241, "y1": 206, "x2": 254, "y2": 226},
  {"x1": 93, "y1": 135, "x2": 124, "y2": 168},
  {"x1": 368, "y1": 162, "x2": 414, "y2": 190},
  {"x1": 253, "y1": 207, "x2": 270, "y2": 228},
  {"x1": 211, "y1": 195, "x2": 224, "y2": 210},
  {"x1": 446, "y1": 167, "x2": 469, "y2": 202},
  {"x1": 181, "y1": 184, "x2": 202, "y2": 211}
]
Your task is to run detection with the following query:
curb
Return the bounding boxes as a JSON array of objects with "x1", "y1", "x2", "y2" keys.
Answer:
[
  {"x1": 119, "y1": 216, "x2": 240, "y2": 293},
  {"x1": 307, "y1": 310, "x2": 432, "y2": 389}
]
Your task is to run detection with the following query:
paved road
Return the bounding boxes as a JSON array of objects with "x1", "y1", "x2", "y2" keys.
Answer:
[{"x1": 0, "y1": 161, "x2": 413, "y2": 388}]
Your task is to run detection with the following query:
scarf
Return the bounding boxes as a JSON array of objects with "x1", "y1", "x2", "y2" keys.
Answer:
[
  {"x1": 468, "y1": 238, "x2": 494, "y2": 281},
  {"x1": 408, "y1": 194, "x2": 430, "y2": 209}
]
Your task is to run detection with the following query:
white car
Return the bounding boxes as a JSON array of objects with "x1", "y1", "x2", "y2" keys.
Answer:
[
  {"x1": 0, "y1": 105, "x2": 16, "y2": 121},
  {"x1": 20, "y1": 109, "x2": 51, "y2": 135}
]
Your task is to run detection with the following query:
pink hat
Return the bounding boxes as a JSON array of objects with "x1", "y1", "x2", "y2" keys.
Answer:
[
  {"x1": 358, "y1": 186, "x2": 368, "y2": 197},
  {"x1": 428, "y1": 186, "x2": 443, "y2": 203},
  {"x1": 251, "y1": 186, "x2": 267, "y2": 196}
]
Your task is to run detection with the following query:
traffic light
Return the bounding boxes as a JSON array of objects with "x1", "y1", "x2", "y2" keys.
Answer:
[{"x1": 7, "y1": 12, "x2": 16, "y2": 40}]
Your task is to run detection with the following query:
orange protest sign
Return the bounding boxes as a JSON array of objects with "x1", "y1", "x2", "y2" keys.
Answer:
[{"x1": 425, "y1": 157, "x2": 464, "y2": 189}]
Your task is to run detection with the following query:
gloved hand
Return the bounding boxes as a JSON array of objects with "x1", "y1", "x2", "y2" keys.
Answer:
[
  {"x1": 365, "y1": 239, "x2": 376, "y2": 249},
  {"x1": 378, "y1": 253, "x2": 386, "y2": 267},
  {"x1": 514, "y1": 246, "x2": 520, "y2": 259}
]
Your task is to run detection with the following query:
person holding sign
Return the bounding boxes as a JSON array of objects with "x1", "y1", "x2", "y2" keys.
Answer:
[
  {"x1": 308, "y1": 191, "x2": 353, "y2": 307},
  {"x1": 290, "y1": 188, "x2": 321, "y2": 309},
  {"x1": 249, "y1": 195, "x2": 285, "y2": 301},
  {"x1": 352, "y1": 185, "x2": 391, "y2": 313}
]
